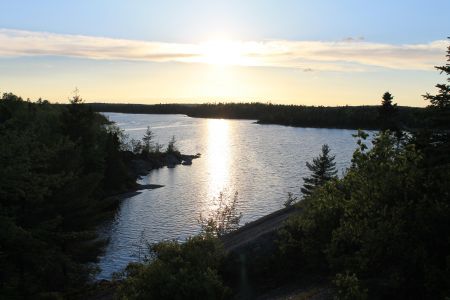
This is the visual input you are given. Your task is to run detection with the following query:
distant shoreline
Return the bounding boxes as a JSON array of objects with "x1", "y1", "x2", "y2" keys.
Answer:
[{"x1": 81, "y1": 102, "x2": 437, "y2": 130}]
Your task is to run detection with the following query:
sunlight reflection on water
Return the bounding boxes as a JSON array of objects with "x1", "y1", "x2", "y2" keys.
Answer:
[
  {"x1": 206, "y1": 119, "x2": 231, "y2": 200},
  {"x1": 97, "y1": 113, "x2": 364, "y2": 279}
]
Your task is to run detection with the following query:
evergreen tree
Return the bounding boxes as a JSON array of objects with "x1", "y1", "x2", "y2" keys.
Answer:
[
  {"x1": 141, "y1": 126, "x2": 154, "y2": 154},
  {"x1": 0, "y1": 93, "x2": 135, "y2": 298},
  {"x1": 379, "y1": 91, "x2": 398, "y2": 130},
  {"x1": 381, "y1": 91, "x2": 394, "y2": 108},
  {"x1": 166, "y1": 135, "x2": 178, "y2": 154},
  {"x1": 423, "y1": 38, "x2": 450, "y2": 109},
  {"x1": 69, "y1": 88, "x2": 83, "y2": 105},
  {"x1": 280, "y1": 131, "x2": 450, "y2": 298},
  {"x1": 301, "y1": 144, "x2": 337, "y2": 197},
  {"x1": 416, "y1": 38, "x2": 450, "y2": 164}
]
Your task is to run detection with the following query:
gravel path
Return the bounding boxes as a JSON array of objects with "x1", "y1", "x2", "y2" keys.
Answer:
[{"x1": 221, "y1": 205, "x2": 299, "y2": 252}]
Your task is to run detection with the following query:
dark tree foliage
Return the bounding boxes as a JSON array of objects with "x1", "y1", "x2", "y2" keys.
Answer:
[
  {"x1": 381, "y1": 91, "x2": 394, "y2": 108},
  {"x1": 423, "y1": 38, "x2": 450, "y2": 109},
  {"x1": 301, "y1": 144, "x2": 337, "y2": 197},
  {"x1": 278, "y1": 40, "x2": 450, "y2": 299},
  {"x1": 379, "y1": 91, "x2": 398, "y2": 131},
  {"x1": 165, "y1": 135, "x2": 178, "y2": 154},
  {"x1": 280, "y1": 132, "x2": 450, "y2": 298},
  {"x1": 116, "y1": 236, "x2": 230, "y2": 300},
  {"x1": 415, "y1": 39, "x2": 450, "y2": 165},
  {"x1": 86, "y1": 102, "x2": 435, "y2": 130},
  {"x1": 141, "y1": 126, "x2": 154, "y2": 155},
  {"x1": 0, "y1": 93, "x2": 134, "y2": 299}
]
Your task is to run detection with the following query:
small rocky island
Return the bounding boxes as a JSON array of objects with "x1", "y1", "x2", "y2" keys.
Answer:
[
  {"x1": 127, "y1": 151, "x2": 201, "y2": 177},
  {"x1": 113, "y1": 150, "x2": 201, "y2": 198},
  {"x1": 115, "y1": 129, "x2": 201, "y2": 195}
]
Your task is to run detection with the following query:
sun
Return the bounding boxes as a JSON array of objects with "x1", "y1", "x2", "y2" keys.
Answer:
[{"x1": 200, "y1": 39, "x2": 246, "y2": 66}]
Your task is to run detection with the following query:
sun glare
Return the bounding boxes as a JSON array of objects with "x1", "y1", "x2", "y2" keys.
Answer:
[{"x1": 200, "y1": 40, "x2": 247, "y2": 66}]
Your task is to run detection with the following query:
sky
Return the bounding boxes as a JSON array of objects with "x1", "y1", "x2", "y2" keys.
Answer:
[{"x1": 0, "y1": 0, "x2": 448, "y2": 106}]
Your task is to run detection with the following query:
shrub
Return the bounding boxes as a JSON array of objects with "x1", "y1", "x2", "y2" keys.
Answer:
[
  {"x1": 116, "y1": 236, "x2": 230, "y2": 300},
  {"x1": 278, "y1": 131, "x2": 450, "y2": 298},
  {"x1": 333, "y1": 272, "x2": 367, "y2": 300},
  {"x1": 198, "y1": 191, "x2": 242, "y2": 237}
]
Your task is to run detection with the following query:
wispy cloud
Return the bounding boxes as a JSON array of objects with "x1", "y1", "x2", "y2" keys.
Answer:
[
  {"x1": 0, "y1": 28, "x2": 446, "y2": 71},
  {"x1": 0, "y1": 29, "x2": 199, "y2": 62}
]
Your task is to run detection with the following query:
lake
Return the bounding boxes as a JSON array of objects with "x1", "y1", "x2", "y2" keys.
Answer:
[{"x1": 97, "y1": 113, "x2": 360, "y2": 279}]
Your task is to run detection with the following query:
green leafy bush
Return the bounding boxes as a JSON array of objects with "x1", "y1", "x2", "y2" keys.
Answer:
[
  {"x1": 116, "y1": 235, "x2": 230, "y2": 300},
  {"x1": 333, "y1": 272, "x2": 367, "y2": 300},
  {"x1": 279, "y1": 131, "x2": 450, "y2": 298}
]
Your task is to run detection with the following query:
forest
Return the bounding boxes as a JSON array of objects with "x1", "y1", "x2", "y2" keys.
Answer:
[
  {"x1": 0, "y1": 93, "x2": 142, "y2": 298},
  {"x1": 87, "y1": 102, "x2": 431, "y2": 130},
  {"x1": 1, "y1": 41, "x2": 449, "y2": 300},
  {"x1": 0, "y1": 91, "x2": 202, "y2": 299},
  {"x1": 102, "y1": 41, "x2": 450, "y2": 299}
]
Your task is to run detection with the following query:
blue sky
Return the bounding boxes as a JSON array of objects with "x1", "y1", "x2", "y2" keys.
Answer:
[
  {"x1": 0, "y1": 0, "x2": 448, "y2": 105},
  {"x1": 2, "y1": 0, "x2": 448, "y2": 43}
]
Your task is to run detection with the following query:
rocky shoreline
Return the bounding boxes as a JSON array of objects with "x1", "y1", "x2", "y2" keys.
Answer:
[
  {"x1": 85, "y1": 152, "x2": 201, "y2": 299},
  {"x1": 106, "y1": 151, "x2": 201, "y2": 201},
  {"x1": 126, "y1": 151, "x2": 201, "y2": 177}
]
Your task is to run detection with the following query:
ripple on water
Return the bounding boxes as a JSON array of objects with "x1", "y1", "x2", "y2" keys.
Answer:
[{"x1": 97, "y1": 113, "x2": 366, "y2": 279}]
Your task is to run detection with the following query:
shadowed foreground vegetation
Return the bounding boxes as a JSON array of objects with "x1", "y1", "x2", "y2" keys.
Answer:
[
  {"x1": 1, "y1": 40, "x2": 449, "y2": 300},
  {"x1": 0, "y1": 93, "x2": 137, "y2": 299},
  {"x1": 111, "y1": 126, "x2": 450, "y2": 299},
  {"x1": 0, "y1": 93, "x2": 195, "y2": 299},
  {"x1": 104, "y1": 41, "x2": 450, "y2": 300}
]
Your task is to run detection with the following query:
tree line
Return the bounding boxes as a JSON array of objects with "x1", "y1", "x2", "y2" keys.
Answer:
[
  {"x1": 1, "y1": 38, "x2": 449, "y2": 300},
  {"x1": 0, "y1": 91, "x2": 198, "y2": 299},
  {"x1": 276, "y1": 40, "x2": 450, "y2": 299},
  {"x1": 0, "y1": 93, "x2": 136, "y2": 299},
  {"x1": 111, "y1": 40, "x2": 450, "y2": 299},
  {"x1": 87, "y1": 101, "x2": 435, "y2": 130}
]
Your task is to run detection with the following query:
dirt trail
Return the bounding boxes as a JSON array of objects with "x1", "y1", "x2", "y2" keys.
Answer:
[{"x1": 221, "y1": 205, "x2": 299, "y2": 252}]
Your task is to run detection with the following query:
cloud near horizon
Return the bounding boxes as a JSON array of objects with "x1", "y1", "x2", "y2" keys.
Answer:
[{"x1": 0, "y1": 28, "x2": 446, "y2": 72}]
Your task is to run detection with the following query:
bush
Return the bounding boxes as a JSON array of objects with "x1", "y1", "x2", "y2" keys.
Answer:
[
  {"x1": 116, "y1": 235, "x2": 230, "y2": 300},
  {"x1": 333, "y1": 272, "x2": 367, "y2": 300},
  {"x1": 278, "y1": 131, "x2": 450, "y2": 298},
  {"x1": 198, "y1": 191, "x2": 242, "y2": 237}
]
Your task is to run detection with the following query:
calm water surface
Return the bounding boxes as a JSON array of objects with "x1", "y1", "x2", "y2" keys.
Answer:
[{"x1": 97, "y1": 113, "x2": 360, "y2": 279}]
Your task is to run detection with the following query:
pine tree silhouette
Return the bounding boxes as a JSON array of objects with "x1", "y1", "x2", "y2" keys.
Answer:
[{"x1": 301, "y1": 144, "x2": 337, "y2": 197}]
